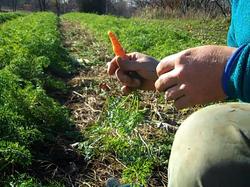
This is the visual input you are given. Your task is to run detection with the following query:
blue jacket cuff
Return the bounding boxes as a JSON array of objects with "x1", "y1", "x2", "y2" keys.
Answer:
[{"x1": 222, "y1": 45, "x2": 247, "y2": 99}]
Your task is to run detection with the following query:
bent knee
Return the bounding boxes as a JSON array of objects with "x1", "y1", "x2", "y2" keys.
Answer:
[
  {"x1": 168, "y1": 103, "x2": 250, "y2": 187},
  {"x1": 175, "y1": 102, "x2": 250, "y2": 145},
  {"x1": 170, "y1": 102, "x2": 250, "y2": 167}
]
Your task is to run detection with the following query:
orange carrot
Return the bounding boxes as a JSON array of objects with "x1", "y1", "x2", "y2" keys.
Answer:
[
  {"x1": 108, "y1": 31, "x2": 126, "y2": 58},
  {"x1": 108, "y1": 31, "x2": 142, "y2": 80}
]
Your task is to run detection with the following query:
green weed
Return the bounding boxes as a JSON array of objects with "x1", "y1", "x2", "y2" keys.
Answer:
[{"x1": 79, "y1": 95, "x2": 173, "y2": 185}]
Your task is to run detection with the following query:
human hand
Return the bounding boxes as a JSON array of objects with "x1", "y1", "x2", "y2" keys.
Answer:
[
  {"x1": 107, "y1": 52, "x2": 159, "y2": 94},
  {"x1": 155, "y1": 45, "x2": 236, "y2": 109}
]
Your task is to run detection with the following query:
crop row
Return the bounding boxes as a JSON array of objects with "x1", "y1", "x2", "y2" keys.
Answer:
[
  {"x1": 0, "y1": 12, "x2": 72, "y2": 184},
  {"x1": 0, "y1": 12, "x2": 26, "y2": 24}
]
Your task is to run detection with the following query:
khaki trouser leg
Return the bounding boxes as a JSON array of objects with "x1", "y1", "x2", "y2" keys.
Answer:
[{"x1": 168, "y1": 103, "x2": 250, "y2": 187}]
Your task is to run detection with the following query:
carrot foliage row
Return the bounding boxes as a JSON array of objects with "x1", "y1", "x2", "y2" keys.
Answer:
[
  {"x1": 0, "y1": 13, "x2": 75, "y2": 185},
  {"x1": 0, "y1": 12, "x2": 26, "y2": 24}
]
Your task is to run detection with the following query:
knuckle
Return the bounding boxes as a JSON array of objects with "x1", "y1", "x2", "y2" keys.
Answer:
[
  {"x1": 179, "y1": 49, "x2": 191, "y2": 62},
  {"x1": 128, "y1": 52, "x2": 140, "y2": 61},
  {"x1": 175, "y1": 66, "x2": 185, "y2": 81},
  {"x1": 158, "y1": 58, "x2": 167, "y2": 67},
  {"x1": 179, "y1": 83, "x2": 186, "y2": 91},
  {"x1": 179, "y1": 53, "x2": 186, "y2": 62},
  {"x1": 131, "y1": 52, "x2": 140, "y2": 58},
  {"x1": 130, "y1": 52, "x2": 138, "y2": 56}
]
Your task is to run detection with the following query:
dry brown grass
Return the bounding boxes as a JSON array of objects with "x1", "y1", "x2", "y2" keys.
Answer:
[{"x1": 132, "y1": 6, "x2": 228, "y2": 20}]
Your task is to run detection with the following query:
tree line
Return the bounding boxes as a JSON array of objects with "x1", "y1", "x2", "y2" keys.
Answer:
[
  {"x1": 0, "y1": 0, "x2": 231, "y2": 17},
  {"x1": 132, "y1": 0, "x2": 231, "y2": 17}
]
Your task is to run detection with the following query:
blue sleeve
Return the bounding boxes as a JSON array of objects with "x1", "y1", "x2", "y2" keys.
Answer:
[
  {"x1": 227, "y1": 24, "x2": 237, "y2": 47},
  {"x1": 222, "y1": 44, "x2": 250, "y2": 101}
]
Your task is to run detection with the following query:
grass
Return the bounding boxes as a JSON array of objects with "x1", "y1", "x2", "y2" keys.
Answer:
[
  {"x1": 61, "y1": 13, "x2": 230, "y2": 186},
  {"x1": 80, "y1": 95, "x2": 173, "y2": 185},
  {"x1": 62, "y1": 13, "x2": 228, "y2": 60}
]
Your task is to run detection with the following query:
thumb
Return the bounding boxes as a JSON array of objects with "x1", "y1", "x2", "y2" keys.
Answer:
[
  {"x1": 156, "y1": 53, "x2": 178, "y2": 76},
  {"x1": 116, "y1": 56, "x2": 140, "y2": 72}
]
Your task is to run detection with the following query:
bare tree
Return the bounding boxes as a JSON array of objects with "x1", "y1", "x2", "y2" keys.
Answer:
[
  {"x1": 53, "y1": 0, "x2": 69, "y2": 15},
  {"x1": 12, "y1": 0, "x2": 17, "y2": 11},
  {"x1": 77, "y1": 0, "x2": 106, "y2": 14},
  {"x1": 131, "y1": 0, "x2": 230, "y2": 17},
  {"x1": 181, "y1": 0, "x2": 189, "y2": 14},
  {"x1": 55, "y1": 0, "x2": 61, "y2": 15},
  {"x1": 38, "y1": 0, "x2": 48, "y2": 11},
  {"x1": 132, "y1": 0, "x2": 181, "y2": 10},
  {"x1": 212, "y1": 0, "x2": 227, "y2": 17}
]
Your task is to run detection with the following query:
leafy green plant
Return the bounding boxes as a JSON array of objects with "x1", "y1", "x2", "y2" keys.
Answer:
[
  {"x1": 0, "y1": 12, "x2": 76, "y2": 185},
  {"x1": 6, "y1": 173, "x2": 41, "y2": 187},
  {"x1": 0, "y1": 12, "x2": 26, "y2": 24},
  {"x1": 0, "y1": 141, "x2": 32, "y2": 170},
  {"x1": 0, "y1": 12, "x2": 74, "y2": 88},
  {"x1": 5, "y1": 173, "x2": 66, "y2": 187},
  {"x1": 0, "y1": 68, "x2": 72, "y2": 168}
]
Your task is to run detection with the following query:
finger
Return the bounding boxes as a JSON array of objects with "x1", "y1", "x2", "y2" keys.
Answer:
[
  {"x1": 156, "y1": 53, "x2": 178, "y2": 76},
  {"x1": 174, "y1": 96, "x2": 193, "y2": 110},
  {"x1": 116, "y1": 56, "x2": 140, "y2": 72},
  {"x1": 126, "y1": 52, "x2": 138, "y2": 61},
  {"x1": 107, "y1": 56, "x2": 119, "y2": 75},
  {"x1": 121, "y1": 85, "x2": 136, "y2": 95},
  {"x1": 165, "y1": 84, "x2": 185, "y2": 101},
  {"x1": 116, "y1": 69, "x2": 141, "y2": 88},
  {"x1": 155, "y1": 70, "x2": 179, "y2": 92}
]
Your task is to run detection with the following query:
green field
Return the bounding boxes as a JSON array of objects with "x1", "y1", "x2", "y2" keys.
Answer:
[{"x1": 0, "y1": 12, "x2": 229, "y2": 186}]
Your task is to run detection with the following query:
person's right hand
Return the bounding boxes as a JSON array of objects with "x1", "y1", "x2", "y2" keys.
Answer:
[
  {"x1": 155, "y1": 45, "x2": 236, "y2": 109},
  {"x1": 107, "y1": 52, "x2": 159, "y2": 94}
]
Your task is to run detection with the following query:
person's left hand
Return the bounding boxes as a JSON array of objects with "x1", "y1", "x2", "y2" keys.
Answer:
[
  {"x1": 107, "y1": 52, "x2": 159, "y2": 94},
  {"x1": 155, "y1": 45, "x2": 236, "y2": 109}
]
